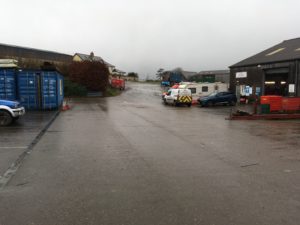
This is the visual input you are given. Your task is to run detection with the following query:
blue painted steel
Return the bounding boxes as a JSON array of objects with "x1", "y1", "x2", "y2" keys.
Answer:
[
  {"x1": 17, "y1": 70, "x2": 40, "y2": 109},
  {"x1": 57, "y1": 74, "x2": 64, "y2": 107},
  {"x1": 17, "y1": 70, "x2": 64, "y2": 110},
  {"x1": 41, "y1": 71, "x2": 64, "y2": 109},
  {"x1": 169, "y1": 71, "x2": 182, "y2": 83},
  {"x1": 161, "y1": 81, "x2": 170, "y2": 86},
  {"x1": 0, "y1": 69, "x2": 17, "y2": 100},
  {"x1": 41, "y1": 71, "x2": 60, "y2": 110}
]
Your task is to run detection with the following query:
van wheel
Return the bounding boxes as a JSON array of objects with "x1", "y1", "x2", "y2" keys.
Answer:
[
  {"x1": 13, "y1": 116, "x2": 20, "y2": 121},
  {"x1": 0, "y1": 110, "x2": 13, "y2": 126},
  {"x1": 187, "y1": 103, "x2": 191, "y2": 107}
]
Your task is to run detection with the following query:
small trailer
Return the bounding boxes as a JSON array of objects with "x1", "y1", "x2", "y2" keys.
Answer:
[
  {"x1": 111, "y1": 78, "x2": 125, "y2": 90},
  {"x1": 179, "y1": 82, "x2": 229, "y2": 100}
]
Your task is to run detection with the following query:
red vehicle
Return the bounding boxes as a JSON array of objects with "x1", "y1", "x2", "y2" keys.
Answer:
[{"x1": 111, "y1": 78, "x2": 125, "y2": 90}]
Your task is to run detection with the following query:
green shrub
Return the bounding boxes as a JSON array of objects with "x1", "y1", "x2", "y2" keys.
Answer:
[
  {"x1": 64, "y1": 78, "x2": 88, "y2": 97},
  {"x1": 106, "y1": 87, "x2": 121, "y2": 97}
]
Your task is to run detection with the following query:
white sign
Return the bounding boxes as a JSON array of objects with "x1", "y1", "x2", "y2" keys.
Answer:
[
  {"x1": 289, "y1": 84, "x2": 295, "y2": 93},
  {"x1": 236, "y1": 72, "x2": 247, "y2": 78}
]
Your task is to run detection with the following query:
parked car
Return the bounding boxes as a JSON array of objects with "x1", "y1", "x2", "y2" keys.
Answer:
[
  {"x1": 197, "y1": 91, "x2": 237, "y2": 107},
  {"x1": 0, "y1": 99, "x2": 25, "y2": 126},
  {"x1": 163, "y1": 88, "x2": 192, "y2": 107}
]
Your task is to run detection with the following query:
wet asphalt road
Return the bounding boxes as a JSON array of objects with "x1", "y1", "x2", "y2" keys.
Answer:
[
  {"x1": 0, "y1": 111, "x2": 57, "y2": 177},
  {"x1": 0, "y1": 82, "x2": 300, "y2": 225}
]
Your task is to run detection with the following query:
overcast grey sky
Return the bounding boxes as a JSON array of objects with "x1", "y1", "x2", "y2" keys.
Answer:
[{"x1": 1, "y1": 0, "x2": 300, "y2": 78}]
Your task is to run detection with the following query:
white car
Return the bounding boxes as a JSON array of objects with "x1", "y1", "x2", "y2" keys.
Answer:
[
  {"x1": 0, "y1": 99, "x2": 25, "y2": 126},
  {"x1": 163, "y1": 88, "x2": 192, "y2": 107}
]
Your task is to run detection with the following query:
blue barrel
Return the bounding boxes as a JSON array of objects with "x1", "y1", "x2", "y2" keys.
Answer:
[
  {"x1": 18, "y1": 70, "x2": 40, "y2": 109},
  {"x1": 0, "y1": 68, "x2": 17, "y2": 100}
]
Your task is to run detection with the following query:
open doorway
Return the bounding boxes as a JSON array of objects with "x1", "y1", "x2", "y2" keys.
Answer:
[{"x1": 264, "y1": 69, "x2": 289, "y2": 96}]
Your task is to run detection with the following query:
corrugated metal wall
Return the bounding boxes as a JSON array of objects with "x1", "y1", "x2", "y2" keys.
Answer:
[
  {"x1": 1, "y1": 68, "x2": 64, "y2": 110},
  {"x1": 0, "y1": 69, "x2": 17, "y2": 100}
]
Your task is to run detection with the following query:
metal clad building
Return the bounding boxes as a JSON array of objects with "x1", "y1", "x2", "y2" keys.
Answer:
[
  {"x1": 0, "y1": 43, "x2": 72, "y2": 71},
  {"x1": 190, "y1": 70, "x2": 230, "y2": 83},
  {"x1": 230, "y1": 38, "x2": 300, "y2": 97}
]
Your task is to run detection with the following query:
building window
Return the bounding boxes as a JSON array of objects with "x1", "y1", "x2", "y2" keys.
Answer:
[{"x1": 189, "y1": 88, "x2": 196, "y2": 94}]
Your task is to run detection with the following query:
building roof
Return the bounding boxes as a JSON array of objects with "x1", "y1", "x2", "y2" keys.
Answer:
[
  {"x1": 197, "y1": 70, "x2": 229, "y2": 75},
  {"x1": 230, "y1": 38, "x2": 300, "y2": 68},
  {"x1": 181, "y1": 71, "x2": 197, "y2": 79},
  {"x1": 112, "y1": 68, "x2": 126, "y2": 74},
  {"x1": 74, "y1": 53, "x2": 114, "y2": 67},
  {"x1": 0, "y1": 43, "x2": 72, "y2": 62}
]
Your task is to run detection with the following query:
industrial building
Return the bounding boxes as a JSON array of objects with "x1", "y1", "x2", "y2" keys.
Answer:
[
  {"x1": 230, "y1": 38, "x2": 300, "y2": 97},
  {"x1": 190, "y1": 70, "x2": 229, "y2": 83},
  {"x1": 0, "y1": 43, "x2": 72, "y2": 71}
]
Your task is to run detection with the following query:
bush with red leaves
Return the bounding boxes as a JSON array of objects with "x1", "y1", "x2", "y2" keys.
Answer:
[{"x1": 69, "y1": 61, "x2": 109, "y2": 92}]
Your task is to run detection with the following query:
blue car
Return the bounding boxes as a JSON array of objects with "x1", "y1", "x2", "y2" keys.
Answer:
[
  {"x1": 0, "y1": 99, "x2": 25, "y2": 126},
  {"x1": 198, "y1": 92, "x2": 237, "y2": 107}
]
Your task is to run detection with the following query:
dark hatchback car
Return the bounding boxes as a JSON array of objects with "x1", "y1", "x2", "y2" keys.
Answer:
[{"x1": 198, "y1": 91, "x2": 237, "y2": 107}]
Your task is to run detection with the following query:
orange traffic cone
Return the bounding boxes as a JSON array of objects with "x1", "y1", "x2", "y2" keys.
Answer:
[{"x1": 62, "y1": 99, "x2": 71, "y2": 111}]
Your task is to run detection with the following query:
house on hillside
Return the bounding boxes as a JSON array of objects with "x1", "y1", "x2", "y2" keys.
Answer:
[
  {"x1": 111, "y1": 68, "x2": 126, "y2": 79},
  {"x1": 73, "y1": 52, "x2": 126, "y2": 80},
  {"x1": 230, "y1": 38, "x2": 300, "y2": 97},
  {"x1": 73, "y1": 52, "x2": 115, "y2": 74}
]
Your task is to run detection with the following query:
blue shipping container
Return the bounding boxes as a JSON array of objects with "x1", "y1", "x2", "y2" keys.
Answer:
[
  {"x1": 57, "y1": 74, "x2": 64, "y2": 107},
  {"x1": 41, "y1": 71, "x2": 64, "y2": 110},
  {"x1": 0, "y1": 68, "x2": 17, "y2": 100},
  {"x1": 17, "y1": 70, "x2": 64, "y2": 110},
  {"x1": 18, "y1": 70, "x2": 39, "y2": 109}
]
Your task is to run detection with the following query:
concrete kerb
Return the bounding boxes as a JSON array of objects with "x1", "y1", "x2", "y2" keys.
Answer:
[{"x1": 0, "y1": 110, "x2": 61, "y2": 191}]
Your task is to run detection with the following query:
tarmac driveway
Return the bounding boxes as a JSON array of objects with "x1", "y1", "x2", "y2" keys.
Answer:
[{"x1": 0, "y1": 111, "x2": 58, "y2": 178}]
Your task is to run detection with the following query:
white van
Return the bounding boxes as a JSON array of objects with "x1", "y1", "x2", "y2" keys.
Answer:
[
  {"x1": 163, "y1": 88, "x2": 192, "y2": 107},
  {"x1": 179, "y1": 82, "x2": 229, "y2": 100}
]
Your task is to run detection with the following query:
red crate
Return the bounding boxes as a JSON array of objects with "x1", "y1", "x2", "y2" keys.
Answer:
[
  {"x1": 282, "y1": 98, "x2": 300, "y2": 111},
  {"x1": 260, "y1": 96, "x2": 270, "y2": 104},
  {"x1": 260, "y1": 96, "x2": 282, "y2": 112}
]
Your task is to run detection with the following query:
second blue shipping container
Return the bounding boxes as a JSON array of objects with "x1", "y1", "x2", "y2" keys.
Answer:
[{"x1": 41, "y1": 71, "x2": 64, "y2": 110}]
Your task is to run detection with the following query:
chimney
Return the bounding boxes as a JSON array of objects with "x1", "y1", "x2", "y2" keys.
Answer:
[{"x1": 89, "y1": 52, "x2": 94, "y2": 61}]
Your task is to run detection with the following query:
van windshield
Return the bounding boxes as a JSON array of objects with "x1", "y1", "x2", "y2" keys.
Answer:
[{"x1": 208, "y1": 92, "x2": 218, "y2": 97}]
